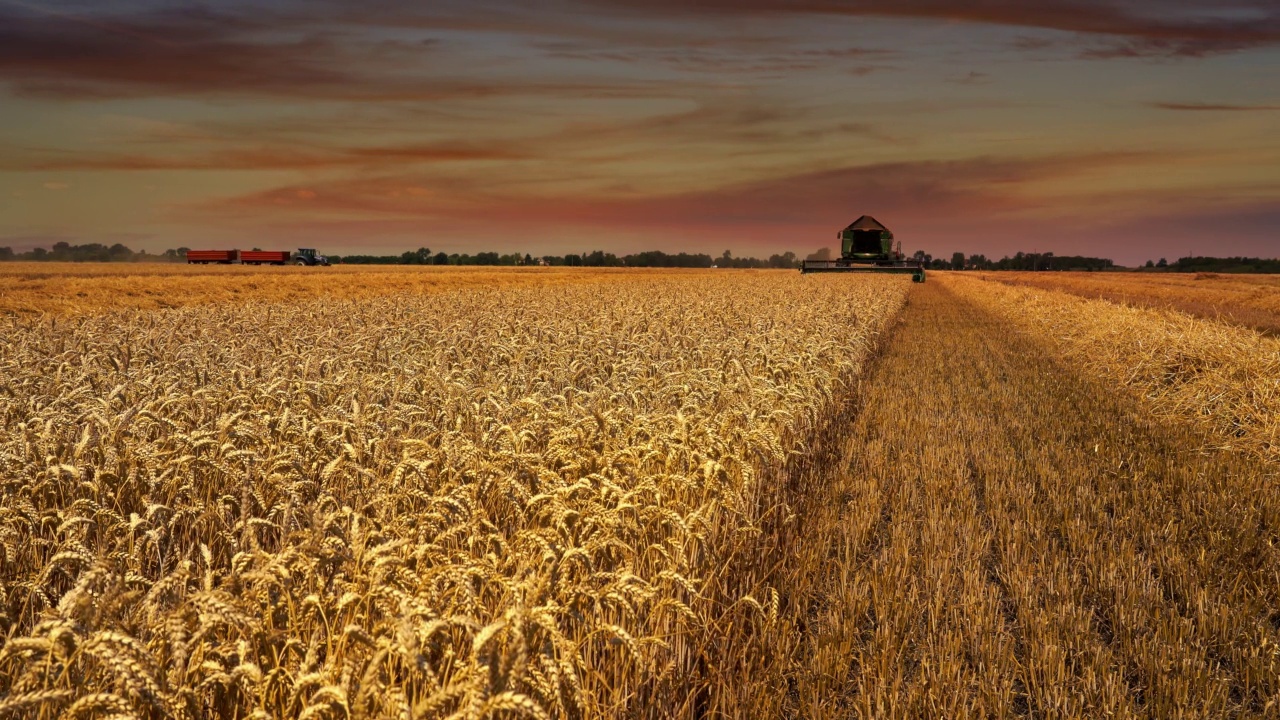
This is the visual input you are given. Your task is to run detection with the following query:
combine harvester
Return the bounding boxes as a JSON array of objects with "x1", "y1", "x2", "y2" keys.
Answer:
[{"x1": 801, "y1": 216, "x2": 925, "y2": 282}]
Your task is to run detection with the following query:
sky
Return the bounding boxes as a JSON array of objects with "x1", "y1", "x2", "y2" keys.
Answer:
[{"x1": 0, "y1": 0, "x2": 1277, "y2": 264}]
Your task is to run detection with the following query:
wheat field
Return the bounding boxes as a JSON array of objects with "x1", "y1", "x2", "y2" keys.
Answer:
[
  {"x1": 977, "y1": 271, "x2": 1280, "y2": 335},
  {"x1": 1, "y1": 267, "x2": 1277, "y2": 719},
  {"x1": 0, "y1": 271, "x2": 906, "y2": 718},
  {"x1": 0, "y1": 263, "x2": 638, "y2": 317}
]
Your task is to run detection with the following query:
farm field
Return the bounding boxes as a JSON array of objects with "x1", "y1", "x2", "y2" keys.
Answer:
[
  {"x1": 0, "y1": 268, "x2": 1277, "y2": 718},
  {"x1": 979, "y1": 271, "x2": 1280, "y2": 335},
  {"x1": 0, "y1": 263, "x2": 642, "y2": 317}
]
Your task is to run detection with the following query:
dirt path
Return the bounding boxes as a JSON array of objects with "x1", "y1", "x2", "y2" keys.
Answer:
[{"x1": 789, "y1": 278, "x2": 1279, "y2": 718}]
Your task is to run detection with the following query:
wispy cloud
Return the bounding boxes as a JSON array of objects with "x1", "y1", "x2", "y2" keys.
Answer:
[
  {"x1": 0, "y1": 5, "x2": 363, "y2": 99},
  {"x1": 1149, "y1": 101, "x2": 1280, "y2": 111},
  {"x1": 175, "y1": 148, "x2": 1279, "y2": 262},
  {"x1": 196, "y1": 150, "x2": 1168, "y2": 229},
  {"x1": 583, "y1": 0, "x2": 1280, "y2": 57},
  {"x1": 1, "y1": 143, "x2": 528, "y2": 171},
  {"x1": 0, "y1": 4, "x2": 709, "y2": 100},
  {"x1": 4, "y1": 0, "x2": 1276, "y2": 106}
]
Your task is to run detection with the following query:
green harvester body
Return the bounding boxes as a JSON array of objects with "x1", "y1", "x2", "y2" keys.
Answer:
[{"x1": 801, "y1": 215, "x2": 925, "y2": 282}]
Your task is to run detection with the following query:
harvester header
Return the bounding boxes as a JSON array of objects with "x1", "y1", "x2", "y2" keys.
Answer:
[{"x1": 801, "y1": 215, "x2": 924, "y2": 282}]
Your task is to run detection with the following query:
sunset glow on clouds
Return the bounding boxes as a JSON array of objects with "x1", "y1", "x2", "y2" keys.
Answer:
[{"x1": 1, "y1": 0, "x2": 1277, "y2": 263}]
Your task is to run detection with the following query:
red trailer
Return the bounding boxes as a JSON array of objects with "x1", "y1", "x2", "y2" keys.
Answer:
[
  {"x1": 239, "y1": 250, "x2": 291, "y2": 265},
  {"x1": 186, "y1": 249, "x2": 239, "y2": 264}
]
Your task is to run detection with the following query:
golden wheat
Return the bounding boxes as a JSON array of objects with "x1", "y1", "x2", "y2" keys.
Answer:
[
  {"x1": 0, "y1": 263, "x2": 644, "y2": 317},
  {"x1": 952, "y1": 273, "x2": 1280, "y2": 457},
  {"x1": 977, "y1": 270, "x2": 1280, "y2": 334},
  {"x1": 6, "y1": 267, "x2": 1275, "y2": 718},
  {"x1": 0, "y1": 271, "x2": 907, "y2": 718}
]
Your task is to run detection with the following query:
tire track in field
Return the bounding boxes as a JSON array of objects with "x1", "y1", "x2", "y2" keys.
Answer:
[{"x1": 794, "y1": 278, "x2": 1280, "y2": 718}]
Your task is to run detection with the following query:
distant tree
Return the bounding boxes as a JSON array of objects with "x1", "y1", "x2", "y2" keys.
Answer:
[
  {"x1": 434, "y1": 251, "x2": 449, "y2": 265},
  {"x1": 768, "y1": 251, "x2": 798, "y2": 269},
  {"x1": 523, "y1": 253, "x2": 533, "y2": 265},
  {"x1": 623, "y1": 251, "x2": 714, "y2": 268},
  {"x1": 951, "y1": 252, "x2": 966, "y2": 270},
  {"x1": 0, "y1": 247, "x2": 13, "y2": 261},
  {"x1": 565, "y1": 254, "x2": 583, "y2": 266},
  {"x1": 1167, "y1": 256, "x2": 1280, "y2": 273},
  {"x1": 581, "y1": 250, "x2": 622, "y2": 267},
  {"x1": 1157, "y1": 258, "x2": 1168, "y2": 268},
  {"x1": 400, "y1": 247, "x2": 432, "y2": 264},
  {"x1": 1145, "y1": 259, "x2": 1155, "y2": 268},
  {"x1": 806, "y1": 247, "x2": 834, "y2": 262}
]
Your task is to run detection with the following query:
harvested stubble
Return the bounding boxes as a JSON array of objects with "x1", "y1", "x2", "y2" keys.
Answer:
[
  {"x1": 977, "y1": 271, "x2": 1280, "y2": 335},
  {"x1": 952, "y1": 273, "x2": 1280, "y2": 459},
  {"x1": 0, "y1": 272, "x2": 907, "y2": 718},
  {"x1": 781, "y1": 277, "x2": 1279, "y2": 717}
]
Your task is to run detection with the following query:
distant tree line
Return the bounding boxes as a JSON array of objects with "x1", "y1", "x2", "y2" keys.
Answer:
[
  {"x1": 0, "y1": 241, "x2": 167, "y2": 262},
  {"x1": 1145, "y1": 256, "x2": 1280, "y2": 274},
  {"x1": 804, "y1": 247, "x2": 1118, "y2": 271},
  {"x1": 0, "y1": 242, "x2": 800, "y2": 267},
  {"x1": 908, "y1": 251, "x2": 1116, "y2": 271},
  {"x1": 8, "y1": 242, "x2": 1276, "y2": 273},
  {"x1": 335, "y1": 248, "x2": 801, "y2": 269}
]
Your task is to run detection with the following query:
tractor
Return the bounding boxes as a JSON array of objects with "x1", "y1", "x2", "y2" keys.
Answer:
[{"x1": 293, "y1": 248, "x2": 330, "y2": 266}]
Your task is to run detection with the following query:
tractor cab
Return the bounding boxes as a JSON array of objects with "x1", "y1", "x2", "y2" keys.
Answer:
[
  {"x1": 838, "y1": 216, "x2": 897, "y2": 263},
  {"x1": 294, "y1": 248, "x2": 330, "y2": 266}
]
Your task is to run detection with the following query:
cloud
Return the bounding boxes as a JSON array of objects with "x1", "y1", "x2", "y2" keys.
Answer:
[
  {"x1": 0, "y1": 5, "x2": 360, "y2": 99},
  {"x1": 198, "y1": 150, "x2": 1164, "y2": 229},
  {"x1": 1149, "y1": 102, "x2": 1280, "y2": 111},
  {"x1": 1, "y1": 143, "x2": 528, "y2": 171},
  {"x1": 584, "y1": 0, "x2": 1280, "y2": 57},
  {"x1": 947, "y1": 71, "x2": 991, "y2": 85},
  {"x1": 531, "y1": 40, "x2": 895, "y2": 74},
  {"x1": 176, "y1": 148, "x2": 1280, "y2": 262},
  {"x1": 0, "y1": 4, "x2": 706, "y2": 101},
  {"x1": 4, "y1": 1, "x2": 1275, "y2": 106}
]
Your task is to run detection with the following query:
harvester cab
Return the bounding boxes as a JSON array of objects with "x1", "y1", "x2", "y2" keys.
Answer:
[
  {"x1": 801, "y1": 215, "x2": 925, "y2": 282},
  {"x1": 294, "y1": 248, "x2": 330, "y2": 266}
]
